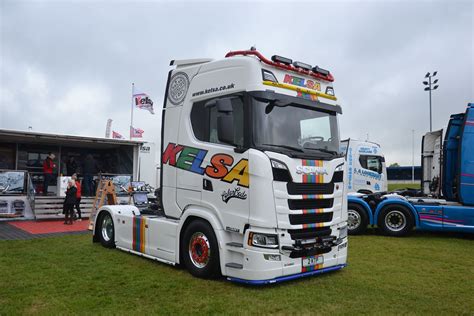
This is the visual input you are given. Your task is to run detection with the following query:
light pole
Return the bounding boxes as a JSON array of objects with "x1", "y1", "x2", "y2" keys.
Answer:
[{"x1": 423, "y1": 72, "x2": 439, "y2": 132}]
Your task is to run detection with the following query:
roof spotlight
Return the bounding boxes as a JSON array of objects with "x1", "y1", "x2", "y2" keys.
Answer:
[
  {"x1": 312, "y1": 66, "x2": 330, "y2": 76},
  {"x1": 293, "y1": 61, "x2": 312, "y2": 71},
  {"x1": 271, "y1": 55, "x2": 292, "y2": 65}
]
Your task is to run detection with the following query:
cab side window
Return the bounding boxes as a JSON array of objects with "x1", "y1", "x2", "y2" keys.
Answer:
[
  {"x1": 359, "y1": 155, "x2": 384, "y2": 174},
  {"x1": 191, "y1": 95, "x2": 244, "y2": 147}
]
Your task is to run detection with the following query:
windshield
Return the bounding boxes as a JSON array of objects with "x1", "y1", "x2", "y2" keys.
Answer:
[{"x1": 252, "y1": 97, "x2": 341, "y2": 157}]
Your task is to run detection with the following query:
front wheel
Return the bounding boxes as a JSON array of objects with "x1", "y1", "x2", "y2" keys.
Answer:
[
  {"x1": 98, "y1": 212, "x2": 115, "y2": 248},
  {"x1": 347, "y1": 203, "x2": 369, "y2": 235},
  {"x1": 181, "y1": 219, "x2": 220, "y2": 279},
  {"x1": 378, "y1": 205, "x2": 414, "y2": 237}
]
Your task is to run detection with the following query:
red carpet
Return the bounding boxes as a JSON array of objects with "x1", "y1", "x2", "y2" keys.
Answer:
[{"x1": 8, "y1": 220, "x2": 90, "y2": 234}]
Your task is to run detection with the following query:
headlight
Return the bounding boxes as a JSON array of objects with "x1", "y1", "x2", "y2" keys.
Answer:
[
  {"x1": 248, "y1": 232, "x2": 279, "y2": 249},
  {"x1": 271, "y1": 159, "x2": 288, "y2": 170}
]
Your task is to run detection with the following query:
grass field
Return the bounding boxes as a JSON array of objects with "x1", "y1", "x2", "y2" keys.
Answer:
[
  {"x1": 1, "y1": 232, "x2": 473, "y2": 315},
  {"x1": 388, "y1": 183, "x2": 421, "y2": 191}
]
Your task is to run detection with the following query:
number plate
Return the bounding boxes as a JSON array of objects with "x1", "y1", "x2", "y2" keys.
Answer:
[{"x1": 302, "y1": 255, "x2": 324, "y2": 267}]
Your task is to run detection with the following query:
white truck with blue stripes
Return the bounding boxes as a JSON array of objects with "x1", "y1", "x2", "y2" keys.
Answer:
[
  {"x1": 92, "y1": 48, "x2": 348, "y2": 284},
  {"x1": 340, "y1": 139, "x2": 387, "y2": 194}
]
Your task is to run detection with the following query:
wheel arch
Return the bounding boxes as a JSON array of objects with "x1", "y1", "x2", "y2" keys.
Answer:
[
  {"x1": 176, "y1": 205, "x2": 226, "y2": 266},
  {"x1": 348, "y1": 196, "x2": 374, "y2": 225},
  {"x1": 374, "y1": 199, "x2": 420, "y2": 227},
  {"x1": 93, "y1": 205, "x2": 139, "y2": 242}
]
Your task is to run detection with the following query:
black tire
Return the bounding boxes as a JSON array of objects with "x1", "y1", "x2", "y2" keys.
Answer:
[
  {"x1": 97, "y1": 212, "x2": 115, "y2": 248},
  {"x1": 181, "y1": 219, "x2": 221, "y2": 279},
  {"x1": 347, "y1": 203, "x2": 369, "y2": 235},
  {"x1": 378, "y1": 204, "x2": 414, "y2": 237}
]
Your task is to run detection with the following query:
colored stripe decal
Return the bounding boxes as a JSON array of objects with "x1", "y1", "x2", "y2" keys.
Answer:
[
  {"x1": 301, "y1": 160, "x2": 327, "y2": 228},
  {"x1": 262, "y1": 81, "x2": 337, "y2": 101},
  {"x1": 132, "y1": 216, "x2": 146, "y2": 252}
]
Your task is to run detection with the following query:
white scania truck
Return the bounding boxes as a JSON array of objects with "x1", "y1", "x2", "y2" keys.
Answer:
[
  {"x1": 340, "y1": 139, "x2": 387, "y2": 194},
  {"x1": 93, "y1": 49, "x2": 348, "y2": 284}
]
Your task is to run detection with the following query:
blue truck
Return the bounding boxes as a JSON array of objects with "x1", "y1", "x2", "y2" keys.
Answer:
[{"x1": 347, "y1": 103, "x2": 474, "y2": 236}]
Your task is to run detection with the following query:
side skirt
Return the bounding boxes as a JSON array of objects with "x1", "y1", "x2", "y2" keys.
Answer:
[{"x1": 116, "y1": 246, "x2": 176, "y2": 266}]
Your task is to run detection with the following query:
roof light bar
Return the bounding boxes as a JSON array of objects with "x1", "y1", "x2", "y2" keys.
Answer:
[
  {"x1": 225, "y1": 49, "x2": 334, "y2": 82},
  {"x1": 293, "y1": 61, "x2": 312, "y2": 71},
  {"x1": 271, "y1": 55, "x2": 293, "y2": 65}
]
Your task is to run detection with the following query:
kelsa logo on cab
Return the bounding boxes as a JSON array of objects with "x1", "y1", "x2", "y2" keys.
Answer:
[
  {"x1": 162, "y1": 143, "x2": 249, "y2": 188},
  {"x1": 283, "y1": 74, "x2": 321, "y2": 92}
]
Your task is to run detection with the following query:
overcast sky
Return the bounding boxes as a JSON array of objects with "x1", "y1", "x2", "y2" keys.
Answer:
[{"x1": 1, "y1": 0, "x2": 473, "y2": 165}]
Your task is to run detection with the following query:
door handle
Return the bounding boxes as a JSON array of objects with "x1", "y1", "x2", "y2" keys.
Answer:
[
  {"x1": 367, "y1": 181, "x2": 371, "y2": 185},
  {"x1": 203, "y1": 179, "x2": 213, "y2": 191}
]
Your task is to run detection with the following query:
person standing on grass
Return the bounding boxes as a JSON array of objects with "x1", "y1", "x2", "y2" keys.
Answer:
[
  {"x1": 72, "y1": 173, "x2": 82, "y2": 221},
  {"x1": 63, "y1": 179, "x2": 77, "y2": 225},
  {"x1": 42, "y1": 153, "x2": 56, "y2": 196}
]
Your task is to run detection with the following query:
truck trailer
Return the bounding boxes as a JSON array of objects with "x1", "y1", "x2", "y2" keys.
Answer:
[
  {"x1": 347, "y1": 103, "x2": 474, "y2": 236},
  {"x1": 92, "y1": 49, "x2": 348, "y2": 284}
]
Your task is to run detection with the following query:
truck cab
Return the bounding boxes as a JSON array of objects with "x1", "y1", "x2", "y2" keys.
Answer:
[
  {"x1": 341, "y1": 139, "x2": 387, "y2": 194},
  {"x1": 93, "y1": 49, "x2": 348, "y2": 284}
]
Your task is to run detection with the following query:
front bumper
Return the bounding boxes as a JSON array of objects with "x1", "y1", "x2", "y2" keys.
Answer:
[
  {"x1": 228, "y1": 263, "x2": 347, "y2": 285},
  {"x1": 223, "y1": 234, "x2": 348, "y2": 283}
]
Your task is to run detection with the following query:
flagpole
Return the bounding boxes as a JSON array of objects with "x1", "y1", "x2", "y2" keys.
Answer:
[{"x1": 130, "y1": 83, "x2": 134, "y2": 140}]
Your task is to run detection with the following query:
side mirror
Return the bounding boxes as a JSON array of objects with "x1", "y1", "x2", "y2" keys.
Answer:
[
  {"x1": 217, "y1": 115, "x2": 234, "y2": 145},
  {"x1": 216, "y1": 98, "x2": 233, "y2": 113}
]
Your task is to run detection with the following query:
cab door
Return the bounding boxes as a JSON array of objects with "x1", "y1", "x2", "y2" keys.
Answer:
[{"x1": 189, "y1": 94, "x2": 250, "y2": 233}]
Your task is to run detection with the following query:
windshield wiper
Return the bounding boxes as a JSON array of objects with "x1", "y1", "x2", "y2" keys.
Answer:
[
  {"x1": 261, "y1": 143, "x2": 304, "y2": 152},
  {"x1": 303, "y1": 147, "x2": 341, "y2": 156}
]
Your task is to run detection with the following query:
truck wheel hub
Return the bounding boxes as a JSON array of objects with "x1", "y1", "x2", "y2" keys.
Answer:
[
  {"x1": 385, "y1": 210, "x2": 406, "y2": 231},
  {"x1": 347, "y1": 210, "x2": 361, "y2": 230},
  {"x1": 189, "y1": 232, "x2": 210, "y2": 268},
  {"x1": 101, "y1": 215, "x2": 113, "y2": 242}
]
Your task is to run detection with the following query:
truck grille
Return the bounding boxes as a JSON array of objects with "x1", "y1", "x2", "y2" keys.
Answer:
[
  {"x1": 288, "y1": 198, "x2": 333, "y2": 210},
  {"x1": 288, "y1": 227, "x2": 332, "y2": 240},
  {"x1": 287, "y1": 182, "x2": 334, "y2": 195},
  {"x1": 289, "y1": 212, "x2": 333, "y2": 225}
]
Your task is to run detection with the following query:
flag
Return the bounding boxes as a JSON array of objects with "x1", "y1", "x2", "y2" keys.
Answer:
[
  {"x1": 112, "y1": 131, "x2": 125, "y2": 139},
  {"x1": 133, "y1": 86, "x2": 154, "y2": 114},
  {"x1": 130, "y1": 126, "x2": 144, "y2": 138}
]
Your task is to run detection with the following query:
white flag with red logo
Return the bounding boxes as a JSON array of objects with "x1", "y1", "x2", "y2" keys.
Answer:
[
  {"x1": 130, "y1": 126, "x2": 144, "y2": 138},
  {"x1": 112, "y1": 131, "x2": 125, "y2": 139},
  {"x1": 133, "y1": 86, "x2": 154, "y2": 114}
]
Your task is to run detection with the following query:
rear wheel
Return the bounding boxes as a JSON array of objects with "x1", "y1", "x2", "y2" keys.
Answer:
[
  {"x1": 378, "y1": 205, "x2": 414, "y2": 237},
  {"x1": 181, "y1": 219, "x2": 220, "y2": 278},
  {"x1": 98, "y1": 212, "x2": 115, "y2": 248},
  {"x1": 347, "y1": 203, "x2": 369, "y2": 235}
]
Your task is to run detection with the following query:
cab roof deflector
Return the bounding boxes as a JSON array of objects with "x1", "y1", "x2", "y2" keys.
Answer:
[{"x1": 170, "y1": 58, "x2": 213, "y2": 67}]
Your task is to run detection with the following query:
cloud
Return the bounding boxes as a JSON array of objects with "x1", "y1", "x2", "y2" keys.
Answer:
[{"x1": 0, "y1": 0, "x2": 472, "y2": 166}]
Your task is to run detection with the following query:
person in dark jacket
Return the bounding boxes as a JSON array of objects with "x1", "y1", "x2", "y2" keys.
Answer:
[
  {"x1": 66, "y1": 156, "x2": 78, "y2": 176},
  {"x1": 82, "y1": 154, "x2": 98, "y2": 196},
  {"x1": 42, "y1": 153, "x2": 56, "y2": 196},
  {"x1": 63, "y1": 180, "x2": 77, "y2": 225},
  {"x1": 71, "y1": 174, "x2": 82, "y2": 221}
]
